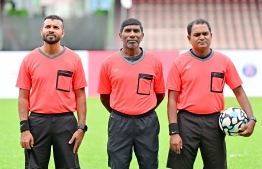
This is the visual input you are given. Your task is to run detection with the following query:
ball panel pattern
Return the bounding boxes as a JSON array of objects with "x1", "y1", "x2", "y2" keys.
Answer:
[{"x1": 219, "y1": 107, "x2": 248, "y2": 136}]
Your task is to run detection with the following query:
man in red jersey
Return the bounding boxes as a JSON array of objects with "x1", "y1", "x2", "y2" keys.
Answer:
[
  {"x1": 97, "y1": 18, "x2": 165, "y2": 169},
  {"x1": 166, "y1": 18, "x2": 257, "y2": 169},
  {"x1": 16, "y1": 15, "x2": 88, "y2": 169}
]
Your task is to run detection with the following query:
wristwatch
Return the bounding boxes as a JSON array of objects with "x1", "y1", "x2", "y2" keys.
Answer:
[
  {"x1": 248, "y1": 117, "x2": 257, "y2": 122},
  {"x1": 77, "y1": 125, "x2": 88, "y2": 132}
]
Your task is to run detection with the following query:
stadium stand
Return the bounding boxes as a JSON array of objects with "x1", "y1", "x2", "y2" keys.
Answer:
[{"x1": 123, "y1": 0, "x2": 262, "y2": 50}]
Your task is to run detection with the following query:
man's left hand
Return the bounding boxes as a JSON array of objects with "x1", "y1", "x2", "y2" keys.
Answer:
[
  {"x1": 68, "y1": 129, "x2": 85, "y2": 153},
  {"x1": 238, "y1": 120, "x2": 256, "y2": 137}
]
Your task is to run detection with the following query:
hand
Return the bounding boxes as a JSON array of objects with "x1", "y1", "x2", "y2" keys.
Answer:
[
  {"x1": 20, "y1": 130, "x2": 34, "y2": 149},
  {"x1": 170, "y1": 134, "x2": 182, "y2": 154},
  {"x1": 68, "y1": 129, "x2": 85, "y2": 153},
  {"x1": 238, "y1": 120, "x2": 256, "y2": 137}
]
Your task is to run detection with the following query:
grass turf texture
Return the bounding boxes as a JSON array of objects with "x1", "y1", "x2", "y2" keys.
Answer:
[{"x1": 0, "y1": 97, "x2": 261, "y2": 169}]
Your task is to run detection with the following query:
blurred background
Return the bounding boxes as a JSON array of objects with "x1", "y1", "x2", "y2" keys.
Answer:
[
  {"x1": 0, "y1": 0, "x2": 261, "y2": 51},
  {"x1": 0, "y1": 2, "x2": 261, "y2": 168},
  {"x1": 1, "y1": 0, "x2": 261, "y2": 99}
]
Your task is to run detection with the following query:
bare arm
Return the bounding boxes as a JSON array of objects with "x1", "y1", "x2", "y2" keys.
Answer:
[
  {"x1": 18, "y1": 88, "x2": 34, "y2": 149},
  {"x1": 155, "y1": 93, "x2": 165, "y2": 109},
  {"x1": 167, "y1": 90, "x2": 182, "y2": 154},
  {"x1": 232, "y1": 85, "x2": 256, "y2": 137},
  {"x1": 167, "y1": 90, "x2": 179, "y2": 124},
  {"x1": 69, "y1": 87, "x2": 87, "y2": 153},
  {"x1": 75, "y1": 88, "x2": 87, "y2": 125},
  {"x1": 232, "y1": 85, "x2": 254, "y2": 118},
  {"x1": 18, "y1": 88, "x2": 30, "y2": 121},
  {"x1": 100, "y1": 94, "x2": 112, "y2": 113}
]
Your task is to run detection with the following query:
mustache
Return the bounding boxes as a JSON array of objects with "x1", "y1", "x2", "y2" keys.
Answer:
[
  {"x1": 47, "y1": 33, "x2": 55, "y2": 36},
  {"x1": 127, "y1": 40, "x2": 138, "y2": 42}
]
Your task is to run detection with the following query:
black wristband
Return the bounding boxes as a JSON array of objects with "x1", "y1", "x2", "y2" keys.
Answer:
[
  {"x1": 20, "y1": 120, "x2": 30, "y2": 133},
  {"x1": 169, "y1": 123, "x2": 179, "y2": 135}
]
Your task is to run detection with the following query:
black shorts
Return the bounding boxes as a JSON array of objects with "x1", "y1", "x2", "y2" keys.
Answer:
[
  {"x1": 25, "y1": 112, "x2": 80, "y2": 169},
  {"x1": 167, "y1": 110, "x2": 227, "y2": 169},
  {"x1": 107, "y1": 109, "x2": 160, "y2": 169}
]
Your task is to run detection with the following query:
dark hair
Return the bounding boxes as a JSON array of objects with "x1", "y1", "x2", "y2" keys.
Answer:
[
  {"x1": 43, "y1": 15, "x2": 64, "y2": 28},
  {"x1": 120, "y1": 18, "x2": 143, "y2": 33},
  {"x1": 187, "y1": 18, "x2": 211, "y2": 35}
]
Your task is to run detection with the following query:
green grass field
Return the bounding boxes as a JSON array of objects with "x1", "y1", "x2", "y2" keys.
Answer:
[{"x1": 0, "y1": 97, "x2": 261, "y2": 169}]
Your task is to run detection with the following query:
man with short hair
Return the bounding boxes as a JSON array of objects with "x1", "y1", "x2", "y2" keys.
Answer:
[
  {"x1": 16, "y1": 14, "x2": 88, "y2": 169},
  {"x1": 166, "y1": 18, "x2": 256, "y2": 169},
  {"x1": 98, "y1": 18, "x2": 165, "y2": 169}
]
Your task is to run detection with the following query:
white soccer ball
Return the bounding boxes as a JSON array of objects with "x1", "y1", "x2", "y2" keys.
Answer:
[{"x1": 219, "y1": 107, "x2": 248, "y2": 136}]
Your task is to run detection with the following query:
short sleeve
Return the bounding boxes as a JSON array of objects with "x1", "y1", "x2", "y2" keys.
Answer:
[
  {"x1": 97, "y1": 61, "x2": 111, "y2": 94},
  {"x1": 73, "y1": 57, "x2": 88, "y2": 90},
  {"x1": 16, "y1": 58, "x2": 32, "y2": 90},
  {"x1": 154, "y1": 58, "x2": 165, "y2": 93},
  {"x1": 166, "y1": 60, "x2": 181, "y2": 91}
]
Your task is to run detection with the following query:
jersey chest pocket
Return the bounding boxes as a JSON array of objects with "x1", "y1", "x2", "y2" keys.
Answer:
[
  {"x1": 210, "y1": 72, "x2": 225, "y2": 93},
  {"x1": 56, "y1": 70, "x2": 73, "y2": 92},
  {"x1": 137, "y1": 73, "x2": 153, "y2": 95}
]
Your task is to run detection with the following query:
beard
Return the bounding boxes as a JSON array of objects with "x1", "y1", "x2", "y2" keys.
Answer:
[
  {"x1": 125, "y1": 41, "x2": 139, "y2": 49},
  {"x1": 42, "y1": 35, "x2": 61, "y2": 44}
]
